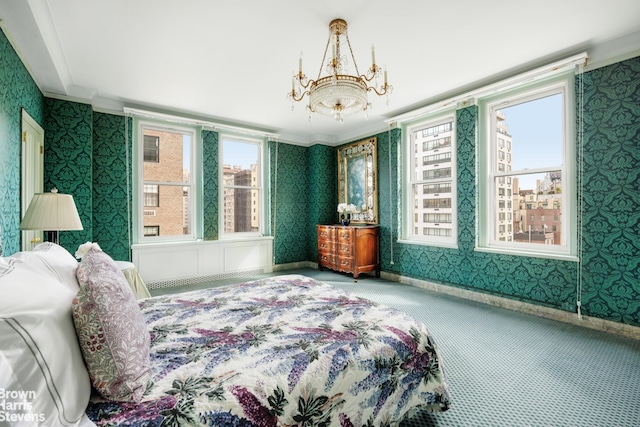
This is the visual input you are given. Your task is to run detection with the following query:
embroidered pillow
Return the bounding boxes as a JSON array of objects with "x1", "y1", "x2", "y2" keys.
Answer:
[{"x1": 72, "y1": 245, "x2": 151, "y2": 402}]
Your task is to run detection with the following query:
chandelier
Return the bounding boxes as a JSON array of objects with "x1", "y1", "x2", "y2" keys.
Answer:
[{"x1": 288, "y1": 19, "x2": 392, "y2": 122}]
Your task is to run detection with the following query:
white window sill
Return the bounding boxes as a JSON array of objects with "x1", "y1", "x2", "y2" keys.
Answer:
[
  {"x1": 396, "y1": 238, "x2": 459, "y2": 250},
  {"x1": 474, "y1": 246, "x2": 579, "y2": 262}
]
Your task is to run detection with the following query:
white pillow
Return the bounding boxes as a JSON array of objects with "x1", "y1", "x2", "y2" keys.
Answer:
[
  {"x1": 9, "y1": 242, "x2": 79, "y2": 292},
  {"x1": 0, "y1": 257, "x2": 92, "y2": 426}
]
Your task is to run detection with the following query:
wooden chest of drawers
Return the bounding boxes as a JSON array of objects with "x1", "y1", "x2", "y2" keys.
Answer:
[{"x1": 317, "y1": 224, "x2": 380, "y2": 280}]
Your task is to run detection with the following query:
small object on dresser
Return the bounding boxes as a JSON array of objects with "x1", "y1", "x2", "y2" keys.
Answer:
[{"x1": 337, "y1": 202, "x2": 356, "y2": 226}]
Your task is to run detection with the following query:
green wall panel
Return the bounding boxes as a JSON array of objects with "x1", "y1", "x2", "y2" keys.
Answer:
[
  {"x1": 270, "y1": 141, "x2": 309, "y2": 264},
  {"x1": 202, "y1": 130, "x2": 219, "y2": 240},
  {"x1": 307, "y1": 144, "x2": 337, "y2": 260},
  {"x1": 579, "y1": 57, "x2": 640, "y2": 324},
  {"x1": 375, "y1": 128, "x2": 401, "y2": 272},
  {"x1": 92, "y1": 112, "x2": 131, "y2": 260},
  {"x1": 0, "y1": 28, "x2": 44, "y2": 255},
  {"x1": 43, "y1": 98, "x2": 93, "y2": 254}
]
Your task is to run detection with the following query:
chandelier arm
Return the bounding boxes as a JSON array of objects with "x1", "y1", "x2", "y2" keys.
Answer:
[
  {"x1": 291, "y1": 89, "x2": 311, "y2": 102},
  {"x1": 360, "y1": 73, "x2": 376, "y2": 83},
  {"x1": 367, "y1": 85, "x2": 390, "y2": 97},
  {"x1": 360, "y1": 64, "x2": 382, "y2": 83},
  {"x1": 297, "y1": 75, "x2": 313, "y2": 89}
]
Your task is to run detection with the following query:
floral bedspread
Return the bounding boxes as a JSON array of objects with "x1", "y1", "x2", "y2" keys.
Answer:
[{"x1": 86, "y1": 274, "x2": 450, "y2": 426}]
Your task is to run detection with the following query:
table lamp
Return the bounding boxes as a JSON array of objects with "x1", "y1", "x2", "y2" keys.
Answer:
[{"x1": 20, "y1": 188, "x2": 83, "y2": 245}]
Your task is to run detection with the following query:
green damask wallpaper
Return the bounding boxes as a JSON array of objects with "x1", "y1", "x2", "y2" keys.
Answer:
[
  {"x1": 270, "y1": 141, "x2": 311, "y2": 264},
  {"x1": 0, "y1": 28, "x2": 44, "y2": 255},
  {"x1": 203, "y1": 130, "x2": 219, "y2": 241},
  {"x1": 307, "y1": 144, "x2": 337, "y2": 260},
  {"x1": 92, "y1": 112, "x2": 131, "y2": 260},
  {"x1": 43, "y1": 98, "x2": 93, "y2": 253},
  {"x1": 579, "y1": 57, "x2": 640, "y2": 324}
]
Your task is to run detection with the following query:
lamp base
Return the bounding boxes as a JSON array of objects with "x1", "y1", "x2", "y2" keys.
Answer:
[{"x1": 45, "y1": 230, "x2": 60, "y2": 245}]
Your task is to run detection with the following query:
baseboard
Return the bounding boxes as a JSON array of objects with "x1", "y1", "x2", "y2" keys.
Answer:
[
  {"x1": 380, "y1": 271, "x2": 640, "y2": 341},
  {"x1": 273, "y1": 261, "x2": 316, "y2": 272}
]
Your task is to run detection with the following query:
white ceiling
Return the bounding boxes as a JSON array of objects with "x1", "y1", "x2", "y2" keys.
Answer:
[{"x1": 2, "y1": 0, "x2": 640, "y2": 146}]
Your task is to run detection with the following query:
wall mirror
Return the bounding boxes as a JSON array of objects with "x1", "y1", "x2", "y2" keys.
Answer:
[{"x1": 338, "y1": 137, "x2": 378, "y2": 224}]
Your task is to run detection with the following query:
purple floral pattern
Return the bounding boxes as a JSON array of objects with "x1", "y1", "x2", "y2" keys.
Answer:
[
  {"x1": 73, "y1": 247, "x2": 151, "y2": 402},
  {"x1": 86, "y1": 274, "x2": 450, "y2": 426}
]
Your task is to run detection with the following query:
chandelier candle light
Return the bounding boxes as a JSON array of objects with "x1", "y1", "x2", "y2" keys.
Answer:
[{"x1": 288, "y1": 19, "x2": 392, "y2": 122}]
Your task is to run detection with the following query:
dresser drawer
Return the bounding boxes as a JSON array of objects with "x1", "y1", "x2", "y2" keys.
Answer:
[
  {"x1": 336, "y1": 256, "x2": 353, "y2": 272},
  {"x1": 337, "y1": 242, "x2": 352, "y2": 257},
  {"x1": 337, "y1": 228, "x2": 353, "y2": 243},
  {"x1": 318, "y1": 239, "x2": 334, "y2": 254},
  {"x1": 317, "y1": 226, "x2": 335, "y2": 241},
  {"x1": 318, "y1": 253, "x2": 336, "y2": 268}
]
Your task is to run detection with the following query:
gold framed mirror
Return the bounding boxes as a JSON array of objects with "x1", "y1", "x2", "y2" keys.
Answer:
[{"x1": 338, "y1": 137, "x2": 378, "y2": 224}]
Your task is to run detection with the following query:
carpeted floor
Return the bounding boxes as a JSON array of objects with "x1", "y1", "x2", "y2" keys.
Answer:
[{"x1": 150, "y1": 268, "x2": 640, "y2": 427}]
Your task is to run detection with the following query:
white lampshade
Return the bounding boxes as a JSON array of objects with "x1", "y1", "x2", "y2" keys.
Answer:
[{"x1": 20, "y1": 191, "x2": 83, "y2": 231}]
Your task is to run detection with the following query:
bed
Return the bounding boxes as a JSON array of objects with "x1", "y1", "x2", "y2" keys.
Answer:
[{"x1": 1, "y1": 243, "x2": 450, "y2": 427}]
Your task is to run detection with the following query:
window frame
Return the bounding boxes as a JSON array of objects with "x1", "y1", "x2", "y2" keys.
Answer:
[
  {"x1": 134, "y1": 119, "x2": 198, "y2": 244},
  {"x1": 477, "y1": 74, "x2": 578, "y2": 260},
  {"x1": 218, "y1": 133, "x2": 266, "y2": 239},
  {"x1": 401, "y1": 113, "x2": 458, "y2": 248}
]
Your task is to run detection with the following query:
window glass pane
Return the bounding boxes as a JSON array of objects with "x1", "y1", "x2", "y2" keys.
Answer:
[
  {"x1": 408, "y1": 117, "x2": 456, "y2": 245},
  {"x1": 486, "y1": 88, "x2": 566, "y2": 251},
  {"x1": 223, "y1": 139, "x2": 259, "y2": 187},
  {"x1": 142, "y1": 185, "x2": 190, "y2": 237},
  {"x1": 223, "y1": 188, "x2": 259, "y2": 233},
  {"x1": 500, "y1": 93, "x2": 563, "y2": 171},
  {"x1": 143, "y1": 129, "x2": 190, "y2": 184},
  {"x1": 139, "y1": 124, "x2": 193, "y2": 241},
  {"x1": 492, "y1": 171, "x2": 562, "y2": 245},
  {"x1": 222, "y1": 137, "x2": 261, "y2": 235}
]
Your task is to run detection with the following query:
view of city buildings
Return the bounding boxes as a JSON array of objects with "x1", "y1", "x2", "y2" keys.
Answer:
[
  {"x1": 412, "y1": 120, "x2": 455, "y2": 239},
  {"x1": 223, "y1": 164, "x2": 259, "y2": 233},
  {"x1": 142, "y1": 128, "x2": 260, "y2": 237},
  {"x1": 413, "y1": 111, "x2": 562, "y2": 245},
  {"x1": 142, "y1": 129, "x2": 190, "y2": 237},
  {"x1": 496, "y1": 110, "x2": 562, "y2": 245}
]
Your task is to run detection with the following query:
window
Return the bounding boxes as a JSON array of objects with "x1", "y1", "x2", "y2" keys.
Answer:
[
  {"x1": 144, "y1": 184, "x2": 159, "y2": 207},
  {"x1": 143, "y1": 135, "x2": 159, "y2": 162},
  {"x1": 220, "y1": 134, "x2": 264, "y2": 237},
  {"x1": 136, "y1": 121, "x2": 195, "y2": 242},
  {"x1": 478, "y1": 75, "x2": 576, "y2": 258},
  {"x1": 144, "y1": 226, "x2": 159, "y2": 237},
  {"x1": 404, "y1": 115, "x2": 457, "y2": 247}
]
